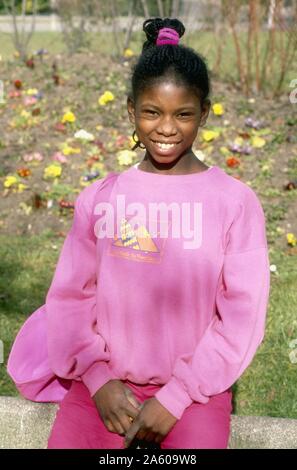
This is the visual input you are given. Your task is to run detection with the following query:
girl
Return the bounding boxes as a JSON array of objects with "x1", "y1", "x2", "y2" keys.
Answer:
[{"x1": 8, "y1": 17, "x2": 270, "y2": 449}]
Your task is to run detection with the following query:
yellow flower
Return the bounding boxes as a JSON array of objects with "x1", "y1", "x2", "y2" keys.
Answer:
[
  {"x1": 62, "y1": 144, "x2": 81, "y2": 156},
  {"x1": 220, "y1": 146, "x2": 230, "y2": 156},
  {"x1": 17, "y1": 183, "x2": 28, "y2": 192},
  {"x1": 117, "y1": 150, "x2": 136, "y2": 166},
  {"x1": 261, "y1": 164, "x2": 270, "y2": 172},
  {"x1": 287, "y1": 233, "x2": 297, "y2": 246},
  {"x1": 44, "y1": 164, "x2": 62, "y2": 179},
  {"x1": 98, "y1": 91, "x2": 115, "y2": 106},
  {"x1": 20, "y1": 110, "x2": 30, "y2": 119},
  {"x1": 19, "y1": 202, "x2": 32, "y2": 215},
  {"x1": 26, "y1": 88, "x2": 38, "y2": 96},
  {"x1": 202, "y1": 130, "x2": 219, "y2": 142},
  {"x1": 61, "y1": 111, "x2": 76, "y2": 123},
  {"x1": 212, "y1": 103, "x2": 224, "y2": 116},
  {"x1": 129, "y1": 136, "x2": 135, "y2": 149},
  {"x1": 234, "y1": 136, "x2": 244, "y2": 146},
  {"x1": 123, "y1": 48, "x2": 134, "y2": 58},
  {"x1": 4, "y1": 175, "x2": 18, "y2": 188},
  {"x1": 251, "y1": 136, "x2": 266, "y2": 148}
]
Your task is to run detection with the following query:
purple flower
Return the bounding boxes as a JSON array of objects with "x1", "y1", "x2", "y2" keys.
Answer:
[
  {"x1": 228, "y1": 143, "x2": 252, "y2": 155},
  {"x1": 35, "y1": 48, "x2": 48, "y2": 56},
  {"x1": 245, "y1": 117, "x2": 265, "y2": 130},
  {"x1": 83, "y1": 171, "x2": 100, "y2": 181}
]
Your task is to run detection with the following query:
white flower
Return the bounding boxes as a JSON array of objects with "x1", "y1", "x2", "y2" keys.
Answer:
[
  {"x1": 117, "y1": 150, "x2": 136, "y2": 166},
  {"x1": 74, "y1": 129, "x2": 95, "y2": 141},
  {"x1": 270, "y1": 264, "x2": 277, "y2": 273},
  {"x1": 194, "y1": 149, "x2": 205, "y2": 161}
]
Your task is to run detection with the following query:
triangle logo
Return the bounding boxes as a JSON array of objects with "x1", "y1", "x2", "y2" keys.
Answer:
[{"x1": 113, "y1": 218, "x2": 159, "y2": 253}]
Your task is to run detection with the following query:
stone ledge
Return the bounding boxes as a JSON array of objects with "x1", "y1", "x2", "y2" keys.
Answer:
[{"x1": 0, "y1": 396, "x2": 296, "y2": 449}]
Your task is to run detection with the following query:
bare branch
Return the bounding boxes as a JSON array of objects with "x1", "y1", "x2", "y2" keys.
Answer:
[
  {"x1": 140, "y1": 0, "x2": 149, "y2": 18},
  {"x1": 24, "y1": 0, "x2": 38, "y2": 49},
  {"x1": 110, "y1": 0, "x2": 122, "y2": 57},
  {"x1": 20, "y1": 0, "x2": 27, "y2": 40},
  {"x1": 157, "y1": 0, "x2": 164, "y2": 17},
  {"x1": 171, "y1": 0, "x2": 180, "y2": 17},
  {"x1": 123, "y1": 0, "x2": 137, "y2": 51}
]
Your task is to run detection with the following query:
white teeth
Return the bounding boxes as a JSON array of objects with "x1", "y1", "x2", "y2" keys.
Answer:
[{"x1": 155, "y1": 142, "x2": 176, "y2": 149}]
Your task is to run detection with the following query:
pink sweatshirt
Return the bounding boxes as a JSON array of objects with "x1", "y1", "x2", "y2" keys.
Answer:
[{"x1": 46, "y1": 164, "x2": 270, "y2": 419}]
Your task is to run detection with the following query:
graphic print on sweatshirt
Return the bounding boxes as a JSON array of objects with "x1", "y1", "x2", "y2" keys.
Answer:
[{"x1": 107, "y1": 216, "x2": 172, "y2": 264}]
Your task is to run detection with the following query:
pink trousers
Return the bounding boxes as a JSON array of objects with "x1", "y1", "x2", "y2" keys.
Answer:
[{"x1": 47, "y1": 380, "x2": 232, "y2": 449}]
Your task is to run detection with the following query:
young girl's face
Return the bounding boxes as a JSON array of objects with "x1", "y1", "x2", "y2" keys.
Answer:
[{"x1": 127, "y1": 81, "x2": 210, "y2": 166}]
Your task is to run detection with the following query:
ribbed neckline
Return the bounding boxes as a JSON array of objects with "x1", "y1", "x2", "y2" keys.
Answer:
[{"x1": 124, "y1": 162, "x2": 219, "y2": 183}]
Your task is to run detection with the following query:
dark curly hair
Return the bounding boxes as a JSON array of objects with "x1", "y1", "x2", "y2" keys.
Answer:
[{"x1": 129, "y1": 17, "x2": 211, "y2": 106}]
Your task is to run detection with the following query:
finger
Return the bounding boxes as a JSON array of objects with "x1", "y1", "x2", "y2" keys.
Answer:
[
  {"x1": 124, "y1": 421, "x2": 141, "y2": 448},
  {"x1": 105, "y1": 419, "x2": 117, "y2": 434},
  {"x1": 109, "y1": 416, "x2": 125, "y2": 436},
  {"x1": 125, "y1": 401, "x2": 141, "y2": 420},
  {"x1": 117, "y1": 413, "x2": 136, "y2": 435},
  {"x1": 125, "y1": 389, "x2": 142, "y2": 409}
]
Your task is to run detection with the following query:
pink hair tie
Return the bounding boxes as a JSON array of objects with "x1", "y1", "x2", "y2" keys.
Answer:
[{"x1": 156, "y1": 27, "x2": 180, "y2": 46}]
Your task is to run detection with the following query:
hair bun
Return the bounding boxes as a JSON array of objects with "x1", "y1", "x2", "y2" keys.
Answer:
[{"x1": 142, "y1": 17, "x2": 185, "y2": 51}]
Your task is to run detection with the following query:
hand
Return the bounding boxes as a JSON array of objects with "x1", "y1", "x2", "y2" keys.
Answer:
[
  {"x1": 92, "y1": 379, "x2": 142, "y2": 436},
  {"x1": 124, "y1": 397, "x2": 177, "y2": 448}
]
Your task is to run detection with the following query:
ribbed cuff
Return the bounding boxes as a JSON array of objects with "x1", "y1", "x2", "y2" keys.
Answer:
[
  {"x1": 81, "y1": 361, "x2": 118, "y2": 397},
  {"x1": 154, "y1": 376, "x2": 194, "y2": 420}
]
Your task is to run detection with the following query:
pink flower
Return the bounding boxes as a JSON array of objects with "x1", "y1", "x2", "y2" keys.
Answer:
[
  {"x1": 9, "y1": 90, "x2": 22, "y2": 98},
  {"x1": 23, "y1": 96, "x2": 38, "y2": 107},
  {"x1": 52, "y1": 152, "x2": 68, "y2": 164},
  {"x1": 23, "y1": 152, "x2": 43, "y2": 162}
]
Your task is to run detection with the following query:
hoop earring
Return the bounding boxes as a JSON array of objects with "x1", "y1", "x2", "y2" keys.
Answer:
[{"x1": 132, "y1": 130, "x2": 146, "y2": 149}]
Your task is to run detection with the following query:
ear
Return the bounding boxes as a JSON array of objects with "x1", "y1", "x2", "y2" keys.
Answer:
[
  {"x1": 199, "y1": 99, "x2": 211, "y2": 127},
  {"x1": 127, "y1": 96, "x2": 136, "y2": 125}
]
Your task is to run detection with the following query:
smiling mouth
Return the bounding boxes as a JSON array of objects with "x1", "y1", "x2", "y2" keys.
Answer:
[{"x1": 151, "y1": 140, "x2": 181, "y2": 150}]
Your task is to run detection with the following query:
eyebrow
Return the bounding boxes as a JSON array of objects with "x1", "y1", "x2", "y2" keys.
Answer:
[{"x1": 140, "y1": 103, "x2": 197, "y2": 111}]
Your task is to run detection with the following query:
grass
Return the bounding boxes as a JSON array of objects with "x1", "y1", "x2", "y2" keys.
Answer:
[
  {"x1": 232, "y1": 248, "x2": 297, "y2": 418},
  {"x1": 0, "y1": 230, "x2": 63, "y2": 395},
  {"x1": 1, "y1": 232, "x2": 297, "y2": 418}
]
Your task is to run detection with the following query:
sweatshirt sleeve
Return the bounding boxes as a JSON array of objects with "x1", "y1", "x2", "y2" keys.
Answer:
[
  {"x1": 45, "y1": 181, "x2": 118, "y2": 397},
  {"x1": 154, "y1": 187, "x2": 270, "y2": 419}
]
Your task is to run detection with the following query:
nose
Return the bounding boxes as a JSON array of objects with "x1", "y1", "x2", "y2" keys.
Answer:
[{"x1": 156, "y1": 116, "x2": 178, "y2": 137}]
